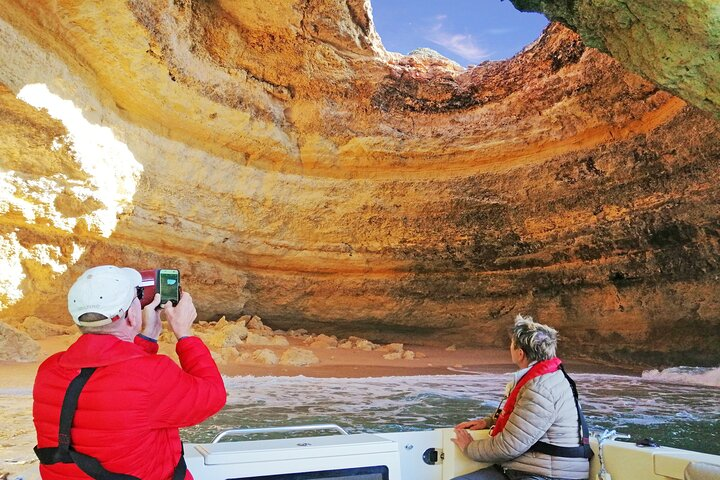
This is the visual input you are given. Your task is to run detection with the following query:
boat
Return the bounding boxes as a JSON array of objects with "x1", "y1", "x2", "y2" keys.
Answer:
[{"x1": 13, "y1": 423, "x2": 720, "y2": 480}]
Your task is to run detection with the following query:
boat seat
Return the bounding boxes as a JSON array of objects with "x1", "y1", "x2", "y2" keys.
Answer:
[{"x1": 684, "y1": 461, "x2": 720, "y2": 480}]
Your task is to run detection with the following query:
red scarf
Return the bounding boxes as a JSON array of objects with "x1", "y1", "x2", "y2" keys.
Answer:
[{"x1": 490, "y1": 357, "x2": 562, "y2": 437}]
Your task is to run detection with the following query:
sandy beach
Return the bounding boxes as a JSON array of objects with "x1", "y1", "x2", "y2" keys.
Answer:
[{"x1": 0, "y1": 329, "x2": 638, "y2": 478}]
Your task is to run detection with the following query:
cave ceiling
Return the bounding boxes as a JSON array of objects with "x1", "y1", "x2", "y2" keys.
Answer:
[{"x1": 0, "y1": 0, "x2": 719, "y2": 365}]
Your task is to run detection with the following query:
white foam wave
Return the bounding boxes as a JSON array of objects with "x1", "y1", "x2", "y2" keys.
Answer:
[
  {"x1": 181, "y1": 372, "x2": 720, "y2": 453},
  {"x1": 219, "y1": 372, "x2": 720, "y2": 425},
  {"x1": 641, "y1": 366, "x2": 720, "y2": 387}
]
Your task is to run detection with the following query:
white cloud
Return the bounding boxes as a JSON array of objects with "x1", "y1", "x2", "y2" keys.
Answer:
[
  {"x1": 485, "y1": 28, "x2": 514, "y2": 35},
  {"x1": 424, "y1": 17, "x2": 491, "y2": 63}
]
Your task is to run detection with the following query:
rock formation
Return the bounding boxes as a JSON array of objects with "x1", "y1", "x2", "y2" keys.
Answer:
[
  {"x1": 1, "y1": 0, "x2": 719, "y2": 366},
  {"x1": 511, "y1": 0, "x2": 720, "y2": 118},
  {"x1": 0, "y1": 322, "x2": 39, "y2": 362}
]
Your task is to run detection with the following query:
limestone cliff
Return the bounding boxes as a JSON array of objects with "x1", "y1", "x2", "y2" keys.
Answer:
[{"x1": 0, "y1": 0, "x2": 718, "y2": 366}]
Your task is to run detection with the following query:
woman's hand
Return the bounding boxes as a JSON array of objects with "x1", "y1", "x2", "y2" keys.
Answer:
[
  {"x1": 451, "y1": 428, "x2": 474, "y2": 453},
  {"x1": 455, "y1": 419, "x2": 487, "y2": 430},
  {"x1": 141, "y1": 293, "x2": 162, "y2": 340}
]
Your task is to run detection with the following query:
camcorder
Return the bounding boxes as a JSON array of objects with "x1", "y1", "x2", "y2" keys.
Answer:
[{"x1": 138, "y1": 269, "x2": 181, "y2": 308}]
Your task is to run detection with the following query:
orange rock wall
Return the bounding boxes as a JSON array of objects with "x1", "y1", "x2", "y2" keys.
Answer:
[{"x1": 1, "y1": 1, "x2": 718, "y2": 365}]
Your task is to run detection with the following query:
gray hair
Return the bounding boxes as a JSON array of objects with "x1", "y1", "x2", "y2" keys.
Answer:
[{"x1": 510, "y1": 314, "x2": 558, "y2": 361}]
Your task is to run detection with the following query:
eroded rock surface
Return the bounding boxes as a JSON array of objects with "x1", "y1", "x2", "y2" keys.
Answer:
[
  {"x1": 1, "y1": 1, "x2": 719, "y2": 365},
  {"x1": 0, "y1": 322, "x2": 39, "y2": 362},
  {"x1": 511, "y1": 0, "x2": 720, "y2": 118}
]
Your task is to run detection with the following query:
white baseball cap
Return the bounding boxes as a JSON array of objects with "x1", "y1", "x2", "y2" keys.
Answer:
[{"x1": 68, "y1": 265, "x2": 142, "y2": 326}]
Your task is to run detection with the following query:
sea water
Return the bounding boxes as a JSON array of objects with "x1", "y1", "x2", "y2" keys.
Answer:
[{"x1": 182, "y1": 367, "x2": 720, "y2": 455}]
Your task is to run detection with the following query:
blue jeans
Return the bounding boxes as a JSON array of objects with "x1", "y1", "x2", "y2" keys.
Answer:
[
  {"x1": 452, "y1": 465, "x2": 508, "y2": 480},
  {"x1": 452, "y1": 465, "x2": 573, "y2": 480}
]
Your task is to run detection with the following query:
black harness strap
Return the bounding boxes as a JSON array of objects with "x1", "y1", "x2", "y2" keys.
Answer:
[
  {"x1": 528, "y1": 364, "x2": 594, "y2": 460},
  {"x1": 34, "y1": 367, "x2": 187, "y2": 480},
  {"x1": 174, "y1": 445, "x2": 188, "y2": 480}
]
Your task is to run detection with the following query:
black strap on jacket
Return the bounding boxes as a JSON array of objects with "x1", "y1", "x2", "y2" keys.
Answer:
[
  {"x1": 528, "y1": 364, "x2": 594, "y2": 459},
  {"x1": 34, "y1": 367, "x2": 188, "y2": 480}
]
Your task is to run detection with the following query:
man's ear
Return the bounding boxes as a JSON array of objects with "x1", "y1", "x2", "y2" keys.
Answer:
[{"x1": 126, "y1": 306, "x2": 142, "y2": 328}]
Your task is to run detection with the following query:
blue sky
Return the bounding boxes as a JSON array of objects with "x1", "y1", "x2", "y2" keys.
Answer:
[{"x1": 371, "y1": 0, "x2": 549, "y2": 66}]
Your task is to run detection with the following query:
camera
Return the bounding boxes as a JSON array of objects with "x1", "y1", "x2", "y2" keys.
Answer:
[{"x1": 138, "y1": 269, "x2": 181, "y2": 308}]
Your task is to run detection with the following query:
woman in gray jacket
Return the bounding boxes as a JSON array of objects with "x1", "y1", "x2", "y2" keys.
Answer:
[{"x1": 451, "y1": 315, "x2": 591, "y2": 480}]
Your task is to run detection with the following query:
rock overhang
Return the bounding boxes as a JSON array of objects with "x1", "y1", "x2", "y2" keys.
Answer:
[{"x1": 0, "y1": 0, "x2": 718, "y2": 366}]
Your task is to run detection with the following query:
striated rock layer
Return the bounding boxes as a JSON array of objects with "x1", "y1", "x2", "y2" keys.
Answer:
[{"x1": 0, "y1": 1, "x2": 719, "y2": 366}]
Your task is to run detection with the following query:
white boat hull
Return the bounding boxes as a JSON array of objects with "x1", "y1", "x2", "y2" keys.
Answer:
[
  {"x1": 185, "y1": 428, "x2": 720, "y2": 480},
  {"x1": 14, "y1": 428, "x2": 720, "y2": 480}
]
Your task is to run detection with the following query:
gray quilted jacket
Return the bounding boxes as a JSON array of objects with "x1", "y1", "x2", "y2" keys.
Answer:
[{"x1": 465, "y1": 364, "x2": 590, "y2": 479}]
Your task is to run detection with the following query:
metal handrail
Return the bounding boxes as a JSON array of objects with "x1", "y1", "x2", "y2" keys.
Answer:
[
  {"x1": 212, "y1": 424, "x2": 350, "y2": 443},
  {"x1": 593, "y1": 429, "x2": 632, "y2": 480}
]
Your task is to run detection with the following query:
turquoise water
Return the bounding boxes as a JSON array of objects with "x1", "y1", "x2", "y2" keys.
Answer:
[{"x1": 182, "y1": 368, "x2": 720, "y2": 456}]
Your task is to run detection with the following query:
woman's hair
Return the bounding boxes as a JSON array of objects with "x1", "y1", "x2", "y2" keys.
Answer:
[{"x1": 510, "y1": 314, "x2": 558, "y2": 361}]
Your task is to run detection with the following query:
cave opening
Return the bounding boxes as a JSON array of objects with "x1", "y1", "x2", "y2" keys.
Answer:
[{"x1": 370, "y1": 0, "x2": 548, "y2": 66}]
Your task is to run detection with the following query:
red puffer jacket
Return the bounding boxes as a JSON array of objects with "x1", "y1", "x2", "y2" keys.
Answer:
[{"x1": 33, "y1": 334, "x2": 227, "y2": 480}]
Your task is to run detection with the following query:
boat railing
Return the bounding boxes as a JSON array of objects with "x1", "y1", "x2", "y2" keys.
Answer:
[
  {"x1": 591, "y1": 428, "x2": 631, "y2": 443},
  {"x1": 211, "y1": 423, "x2": 350, "y2": 443}
]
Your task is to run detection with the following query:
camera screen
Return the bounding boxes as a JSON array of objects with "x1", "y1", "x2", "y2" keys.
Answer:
[{"x1": 158, "y1": 269, "x2": 180, "y2": 304}]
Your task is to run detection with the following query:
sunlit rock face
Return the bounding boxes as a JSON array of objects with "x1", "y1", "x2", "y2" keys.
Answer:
[
  {"x1": 0, "y1": 1, "x2": 719, "y2": 365},
  {"x1": 511, "y1": 0, "x2": 720, "y2": 119}
]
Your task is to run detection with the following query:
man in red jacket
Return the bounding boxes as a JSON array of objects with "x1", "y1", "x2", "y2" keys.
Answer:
[{"x1": 33, "y1": 265, "x2": 227, "y2": 480}]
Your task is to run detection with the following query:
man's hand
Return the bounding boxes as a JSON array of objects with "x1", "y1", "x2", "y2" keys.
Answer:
[
  {"x1": 451, "y1": 428, "x2": 474, "y2": 453},
  {"x1": 455, "y1": 419, "x2": 487, "y2": 430},
  {"x1": 161, "y1": 291, "x2": 197, "y2": 340},
  {"x1": 141, "y1": 293, "x2": 162, "y2": 340}
]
